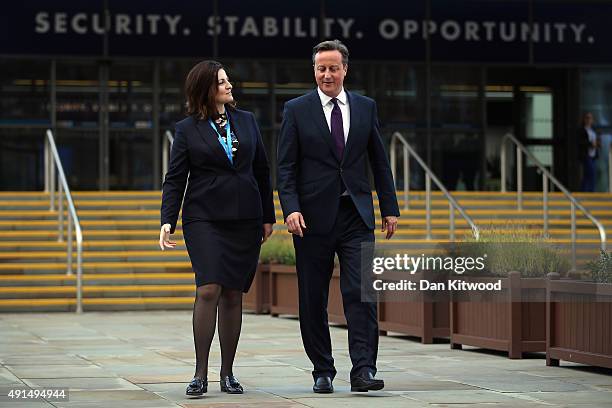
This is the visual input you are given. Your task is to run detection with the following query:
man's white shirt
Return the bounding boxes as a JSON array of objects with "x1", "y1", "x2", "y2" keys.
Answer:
[
  {"x1": 317, "y1": 87, "x2": 350, "y2": 143},
  {"x1": 586, "y1": 126, "x2": 597, "y2": 158}
]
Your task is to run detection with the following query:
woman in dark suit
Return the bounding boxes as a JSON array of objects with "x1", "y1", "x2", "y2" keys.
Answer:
[{"x1": 159, "y1": 60, "x2": 275, "y2": 396}]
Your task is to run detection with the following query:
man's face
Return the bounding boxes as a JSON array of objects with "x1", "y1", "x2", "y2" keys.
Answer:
[
  {"x1": 314, "y1": 50, "x2": 347, "y2": 98},
  {"x1": 585, "y1": 113, "x2": 594, "y2": 127}
]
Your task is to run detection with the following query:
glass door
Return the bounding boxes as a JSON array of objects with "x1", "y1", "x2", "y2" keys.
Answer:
[
  {"x1": 486, "y1": 68, "x2": 566, "y2": 191},
  {"x1": 520, "y1": 86, "x2": 554, "y2": 190}
]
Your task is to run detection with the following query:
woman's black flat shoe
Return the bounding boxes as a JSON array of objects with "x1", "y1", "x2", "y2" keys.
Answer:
[
  {"x1": 186, "y1": 377, "x2": 207, "y2": 396},
  {"x1": 220, "y1": 375, "x2": 244, "y2": 394}
]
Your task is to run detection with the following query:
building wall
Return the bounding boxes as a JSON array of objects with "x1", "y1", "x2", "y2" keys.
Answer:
[{"x1": 2, "y1": 1, "x2": 612, "y2": 191}]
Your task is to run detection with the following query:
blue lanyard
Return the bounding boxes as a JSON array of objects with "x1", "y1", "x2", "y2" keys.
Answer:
[{"x1": 208, "y1": 118, "x2": 233, "y2": 164}]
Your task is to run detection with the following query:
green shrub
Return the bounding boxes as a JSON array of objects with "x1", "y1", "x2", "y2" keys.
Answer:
[
  {"x1": 587, "y1": 250, "x2": 612, "y2": 284},
  {"x1": 259, "y1": 233, "x2": 296, "y2": 265},
  {"x1": 460, "y1": 225, "x2": 570, "y2": 277}
]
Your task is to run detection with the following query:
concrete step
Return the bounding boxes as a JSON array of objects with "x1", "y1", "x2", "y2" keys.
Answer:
[
  {"x1": 0, "y1": 230, "x2": 182, "y2": 241},
  {"x1": 0, "y1": 261, "x2": 192, "y2": 274},
  {"x1": 0, "y1": 250, "x2": 189, "y2": 262},
  {"x1": 0, "y1": 297, "x2": 193, "y2": 312},
  {"x1": 0, "y1": 228, "x2": 609, "y2": 244},
  {"x1": 1, "y1": 239, "x2": 604, "y2": 262},
  {"x1": 0, "y1": 273, "x2": 193, "y2": 285},
  {"x1": 0, "y1": 284, "x2": 195, "y2": 299},
  {"x1": 0, "y1": 231, "x2": 607, "y2": 252},
  {"x1": 0, "y1": 240, "x2": 178, "y2": 252},
  {"x1": 2, "y1": 208, "x2": 612, "y2": 231},
  {"x1": 3, "y1": 197, "x2": 612, "y2": 218}
]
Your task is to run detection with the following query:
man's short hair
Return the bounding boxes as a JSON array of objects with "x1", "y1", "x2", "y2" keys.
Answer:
[{"x1": 312, "y1": 39, "x2": 349, "y2": 66}]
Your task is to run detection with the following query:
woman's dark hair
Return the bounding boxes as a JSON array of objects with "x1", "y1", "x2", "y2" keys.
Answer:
[{"x1": 184, "y1": 60, "x2": 236, "y2": 120}]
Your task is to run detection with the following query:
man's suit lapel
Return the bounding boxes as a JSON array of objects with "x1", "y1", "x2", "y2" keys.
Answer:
[
  {"x1": 342, "y1": 91, "x2": 360, "y2": 165},
  {"x1": 195, "y1": 118, "x2": 233, "y2": 168},
  {"x1": 308, "y1": 90, "x2": 341, "y2": 162}
]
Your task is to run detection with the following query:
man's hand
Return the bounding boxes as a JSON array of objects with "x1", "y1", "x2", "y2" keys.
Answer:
[
  {"x1": 286, "y1": 212, "x2": 307, "y2": 237},
  {"x1": 262, "y1": 223, "x2": 274, "y2": 243},
  {"x1": 159, "y1": 223, "x2": 176, "y2": 250},
  {"x1": 382, "y1": 216, "x2": 398, "y2": 240}
]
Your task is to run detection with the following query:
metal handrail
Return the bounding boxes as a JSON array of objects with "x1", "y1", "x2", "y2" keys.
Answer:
[
  {"x1": 609, "y1": 147, "x2": 612, "y2": 193},
  {"x1": 500, "y1": 132, "x2": 606, "y2": 271},
  {"x1": 44, "y1": 129, "x2": 84, "y2": 314},
  {"x1": 390, "y1": 132, "x2": 480, "y2": 241},
  {"x1": 162, "y1": 130, "x2": 174, "y2": 182}
]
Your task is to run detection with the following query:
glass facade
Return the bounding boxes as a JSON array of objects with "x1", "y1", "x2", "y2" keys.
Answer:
[
  {"x1": 2, "y1": 0, "x2": 612, "y2": 192},
  {"x1": 581, "y1": 68, "x2": 612, "y2": 191}
]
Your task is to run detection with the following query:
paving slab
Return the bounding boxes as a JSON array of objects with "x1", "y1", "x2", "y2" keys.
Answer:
[
  {"x1": 6, "y1": 365, "x2": 113, "y2": 379},
  {"x1": 21, "y1": 377, "x2": 142, "y2": 391},
  {"x1": 524, "y1": 390, "x2": 612, "y2": 406},
  {"x1": 394, "y1": 389, "x2": 528, "y2": 404},
  {"x1": 0, "y1": 367, "x2": 22, "y2": 386},
  {"x1": 296, "y1": 395, "x2": 429, "y2": 408},
  {"x1": 0, "y1": 311, "x2": 610, "y2": 408}
]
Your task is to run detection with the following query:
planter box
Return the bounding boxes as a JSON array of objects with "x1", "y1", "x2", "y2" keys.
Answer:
[
  {"x1": 269, "y1": 264, "x2": 299, "y2": 316},
  {"x1": 546, "y1": 276, "x2": 612, "y2": 369},
  {"x1": 269, "y1": 264, "x2": 345, "y2": 324},
  {"x1": 450, "y1": 272, "x2": 546, "y2": 359},
  {"x1": 327, "y1": 268, "x2": 346, "y2": 325},
  {"x1": 379, "y1": 301, "x2": 449, "y2": 344},
  {"x1": 243, "y1": 264, "x2": 270, "y2": 314},
  {"x1": 377, "y1": 272, "x2": 449, "y2": 343}
]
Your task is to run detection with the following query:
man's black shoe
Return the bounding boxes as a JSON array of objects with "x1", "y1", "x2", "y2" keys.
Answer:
[
  {"x1": 350, "y1": 372, "x2": 384, "y2": 392},
  {"x1": 313, "y1": 376, "x2": 334, "y2": 393},
  {"x1": 186, "y1": 377, "x2": 207, "y2": 396}
]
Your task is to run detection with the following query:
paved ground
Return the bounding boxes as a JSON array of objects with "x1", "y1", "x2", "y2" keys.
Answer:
[{"x1": 0, "y1": 311, "x2": 611, "y2": 408}]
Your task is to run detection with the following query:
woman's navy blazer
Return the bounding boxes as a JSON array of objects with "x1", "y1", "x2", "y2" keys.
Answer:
[{"x1": 161, "y1": 109, "x2": 276, "y2": 234}]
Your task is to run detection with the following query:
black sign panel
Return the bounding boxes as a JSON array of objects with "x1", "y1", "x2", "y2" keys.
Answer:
[{"x1": 1, "y1": 1, "x2": 611, "y2": 63}]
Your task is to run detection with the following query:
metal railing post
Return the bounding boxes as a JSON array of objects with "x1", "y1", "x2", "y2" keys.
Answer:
[
  {"x1": 425, "y1": 174, "x2": 432, "y2": 240},
  {"x1": 570, "y1": 202, "x2": 577, "y2": 272},
  {"x1": 501, "y1": 141, "x2": 506, "y2": 193},
  {"x1": 390, "y1": 136, "x2": 396, "y2": 181},
  {"x1": 50, "y1": 167, "x2": 56, "y2": 212},
  {"x1": 58, "y1": 182, "x2": 64, "y2": 242},
  {"x1": 449, "y1": 201, "x2": 455, "y2": 241},
  {"x1": 543, "y1": 173, "x2": 548, "y2": 237},
  {"x1": 501, "y1": 132, "x2": 606, "y2": 271},
  {"x1": 76, "y1": 247, "x2": 83, "y2": 313},
  {"x1": 516, "y1": 145, "x2": 523, "y2": 211},
  {"x1": 609, "y1": 148, "x2": 612, "y2": 193},
  {"x1": 162, "y1": 130, "x2": 174, "y2": 183},
  {"x1": 46, "y1": 129, "x2": 83, "y2": 313},
  {"x1": 403, "y1": 145, "x2": 409, "y2": 210},
  {"x1": 67, "y1": 214, "x2": 73, "y2": 275},
  {"x1": 44, "y1": 138, "x2": 50, "y2": 193},
  {"x1": 390, "y1": 132, "x2": 480, "y2": 241}
]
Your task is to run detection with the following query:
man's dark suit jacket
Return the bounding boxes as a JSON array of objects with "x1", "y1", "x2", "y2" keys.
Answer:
[
  {"x1": 577, "y1": 127, "x2": 599, "y2": 160},
  {"x1": 161, "y1": 109, "x2": 275, "y2": 234},
  {"x1": 277, "y1": 89, "x2": 399, "y2": 234}
]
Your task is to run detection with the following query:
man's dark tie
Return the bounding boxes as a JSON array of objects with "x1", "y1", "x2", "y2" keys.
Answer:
[{"x1": 331, "y1": 98, "x2": 345, "y2": 159}]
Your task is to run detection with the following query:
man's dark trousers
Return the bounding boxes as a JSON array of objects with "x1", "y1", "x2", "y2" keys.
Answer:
[{"x1": 293, "y1": 195, "x2": 377, "y2": 381}]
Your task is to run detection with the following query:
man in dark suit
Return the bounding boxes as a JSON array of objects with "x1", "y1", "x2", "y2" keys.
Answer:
[
  {"x1": 277, "y1": 40, "x2": 400, "y2": 393},
  {"x1": 577, "y1": 112, "x2": 599, "y2": 192}
]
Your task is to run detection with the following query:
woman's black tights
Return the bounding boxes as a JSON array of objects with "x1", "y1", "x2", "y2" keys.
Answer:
[{"x1": 192, "y1": 283, "x2": 243, "y2": 379}]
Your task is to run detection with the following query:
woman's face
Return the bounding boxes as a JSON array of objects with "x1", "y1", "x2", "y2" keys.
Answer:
[{"x1": 215, "y1": 69, "x2": 233, "y2": 106}]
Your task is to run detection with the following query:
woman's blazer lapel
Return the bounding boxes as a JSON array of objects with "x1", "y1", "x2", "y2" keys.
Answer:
[{"x1": 194, "y1": 118, "x2": 234, "y2": 168}]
